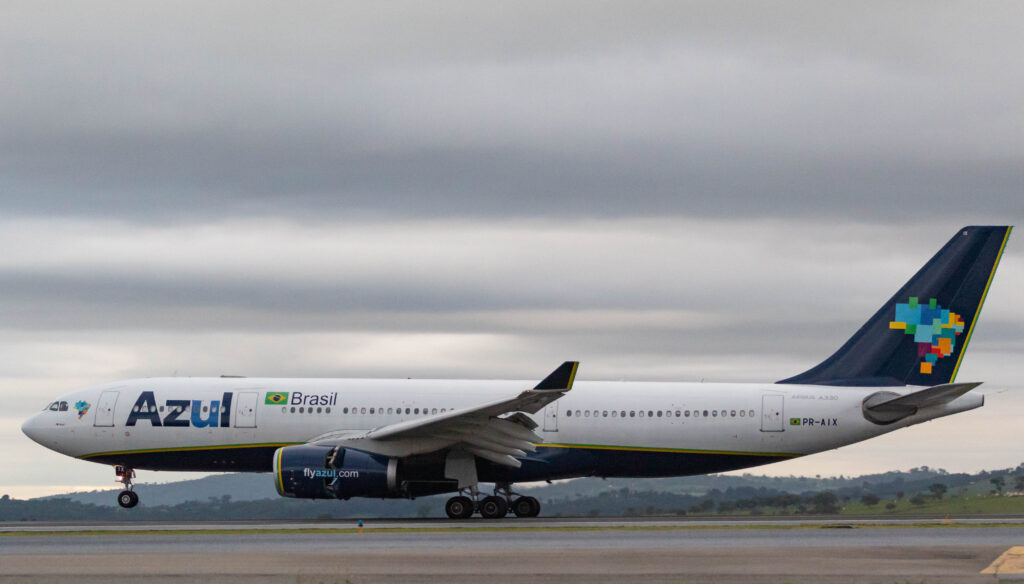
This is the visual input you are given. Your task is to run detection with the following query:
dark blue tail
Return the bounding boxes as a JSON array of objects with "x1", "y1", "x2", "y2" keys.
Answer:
[{"x1": 778, "y1": 226, "x2": 1012, "y2": 387}]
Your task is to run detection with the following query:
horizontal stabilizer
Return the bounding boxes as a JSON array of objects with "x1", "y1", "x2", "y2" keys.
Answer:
[{"x1": 862, "y1": 382, "x2": 982, "y2": 425}]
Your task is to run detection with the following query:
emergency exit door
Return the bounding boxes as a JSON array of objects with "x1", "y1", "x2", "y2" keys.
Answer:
[
  {"x1": 94, "y1": 391, "x2": 119, "y2": 427},
  {"x1": 543, "y1": 402, "x2": 558, "y2": 432},
  {"x1": 234, "y1": 391, "x2": 258, "y2": 428},
  {"x1": 761, "y1": 394, "x2": 784, "y2": 432}
]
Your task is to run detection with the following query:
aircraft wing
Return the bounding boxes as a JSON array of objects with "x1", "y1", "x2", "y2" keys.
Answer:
[{"x1": 310, "y1": 361, "x2": 578, "y2": 468}]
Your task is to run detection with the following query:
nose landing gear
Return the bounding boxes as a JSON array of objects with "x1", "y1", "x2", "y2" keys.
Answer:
[{"x1": 114, "y1": 465, "x2": 138, "y2": 508}]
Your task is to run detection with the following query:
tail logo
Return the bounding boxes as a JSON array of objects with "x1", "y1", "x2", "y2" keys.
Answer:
[{"x1": 889, "y1": 297, "x2": 965, "y2": 374}]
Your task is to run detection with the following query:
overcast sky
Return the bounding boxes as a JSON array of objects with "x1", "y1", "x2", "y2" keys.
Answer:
[{"x1": 2, "y1": 2, "x2": 1022, "y2": 499}]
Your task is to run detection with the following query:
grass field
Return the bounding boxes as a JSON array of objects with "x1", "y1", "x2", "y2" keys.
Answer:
[{"x1": 839, "y1": 494, "x2": 1024, "y2": 516}]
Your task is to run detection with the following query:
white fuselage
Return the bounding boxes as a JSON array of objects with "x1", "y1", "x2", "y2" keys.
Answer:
[{"x1": 22, "y1": 377, "x2": 983, "y2": 479}]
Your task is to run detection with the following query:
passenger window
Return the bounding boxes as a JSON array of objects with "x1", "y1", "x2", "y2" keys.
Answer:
[
  {"x1": 325, "y1": 407, "x2": 331, "y2": 413},
  {"x1": 703, "y1": 410, "x2": 709, "y2": 417},
  {"x1": 611, "y1": 411, "x2": 618, "y2": 417},
  {"x1": 387, "y1": 408, "x2": 393, "y2": 414},
  {"x1": 369, "y1": 408, "x2": 375, "y2": 414},
  {"x1": 730, "y1": 410, "x2": 736, "y2": 417},
  {"x1": 630, "y1": 411, "x2": 636, "y2": 418},
  {"x1": 602, "y1": 411, "x2": 608, "y2": 417},
  {"x1": 291, "y1": 407, "x2": 296, "y2": 413},
  {"x1": 647, "y1": 410, "x2": 653, "y2": 418},
  {"x1": 639, "y1": 410, "x2": 645, "y2": 418},
  {"x1": 584, "y1": 410, "x2": 590, "y2": 417},
  {"x1": 405, "y1": 408, "x2": 410, "y2": 414},
  {"x1": 684, "y1": 410, "x2": 690, "y2": 417},
  {"x1": 361, "y1": 407, "x2": 367, "y2": 414},
  {"x1": 566, "y1": 410, "x2": 572, "y2": 417},
  {"x1": 316, "y1": 407, "x2": 322, "y2": 414},
  {"x1": 749, "y1": 409, "x2": 755, "y2": 417},
  {"x1": 299, "y1": 407, "x2": 305, "y2": 413},
  {"x1": 281, "y1": 406, "x2": 286, "y2": 413},
  {"x1": 712, "y1": 410, "x2": 718, "y2": 417},
  {"x1": 675, "y1": 410, "x2": 681, "y2": 417},
  {"x1": 739, "y1": 410, "x2": 745, "y2": 417},
  {"x1": 657, "y1": 410, "x2": 663, "y2": 417},
  {"x1": 343, "y1": 407, "x2": 348, "y2": 414}
]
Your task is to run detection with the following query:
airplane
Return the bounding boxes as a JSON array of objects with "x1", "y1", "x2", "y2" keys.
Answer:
[{"x1": 22, "y1": 225, "x2": 1012, "y2": 518}]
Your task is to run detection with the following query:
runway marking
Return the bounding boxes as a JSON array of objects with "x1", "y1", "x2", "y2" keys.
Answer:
[
  {"x1": 982, "y1": 546, "x2": 1024, "y2": 575},
  {"x1": 3, "y1": 521, "x2": 1024, "y2": 538}
]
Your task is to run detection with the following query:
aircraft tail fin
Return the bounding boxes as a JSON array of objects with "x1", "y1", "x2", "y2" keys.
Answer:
[{"x1": 778, "y1": 226, "x2": 1011, "y2": 387}]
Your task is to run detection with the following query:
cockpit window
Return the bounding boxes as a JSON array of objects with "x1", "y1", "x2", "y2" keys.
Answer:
[
  {"x1": 46, "y1": 402, "x2": 59, "y2": 411},
  {"x1": 58, "y1": 401, "x2": 69, "y2": 412}
]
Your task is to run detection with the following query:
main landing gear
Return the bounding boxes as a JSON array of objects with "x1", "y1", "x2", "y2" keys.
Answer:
[
  {"x1": 444, "y1": 483, "x2": 540, "y2": 519},
  {"x1": 115, "y1": 465, "x2": 139, "y2": 508}
]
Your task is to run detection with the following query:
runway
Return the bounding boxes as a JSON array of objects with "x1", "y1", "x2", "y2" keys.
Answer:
[{"x1": 3, "y1": 518, "x2": 1023, "y2": 583}]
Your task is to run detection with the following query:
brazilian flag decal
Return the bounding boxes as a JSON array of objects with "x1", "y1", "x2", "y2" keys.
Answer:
[
  {"x1": 789, "y1": 418, "x2": 801, "y2": 426},
  {"x1": 265, "y1": 392, "x2": 289, "y2": 405}
]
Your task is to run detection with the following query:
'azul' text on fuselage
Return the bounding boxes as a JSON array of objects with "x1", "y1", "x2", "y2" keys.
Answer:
[{"x1": 125, "y1": 391, "x2": 234, "y2": 428}]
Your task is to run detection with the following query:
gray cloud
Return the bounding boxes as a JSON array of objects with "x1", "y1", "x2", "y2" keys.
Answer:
[{"x1": 2, "y1": 2, "x2": 1021, "y2": 223}]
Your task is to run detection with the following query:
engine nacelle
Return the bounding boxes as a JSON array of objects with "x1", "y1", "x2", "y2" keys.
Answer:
[{"x1": 273, "y1": 444, "x2": 398, "y2": 500}]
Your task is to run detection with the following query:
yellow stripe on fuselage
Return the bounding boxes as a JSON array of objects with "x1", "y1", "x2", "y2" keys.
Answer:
[
  {"x1": 537, "y1": 443, "x2": 798, "y2": 458},
  {"x1": 79, "y1": 442, "x2": 301, "y2": 459}
]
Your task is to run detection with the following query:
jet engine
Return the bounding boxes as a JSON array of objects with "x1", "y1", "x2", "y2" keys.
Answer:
[{"x1": 273, "y1": 444, "x2": 457, "y2": 500}]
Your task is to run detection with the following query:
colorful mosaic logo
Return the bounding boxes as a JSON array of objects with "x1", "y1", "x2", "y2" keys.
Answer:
[
  {"x1": 889, "y1": 297, "x2": 964, "y2": 374},
  {"x1": 74, "y1": 400, "x2": 90, "y2": 420}
]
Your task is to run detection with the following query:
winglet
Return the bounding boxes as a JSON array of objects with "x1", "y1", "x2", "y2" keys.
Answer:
[{"x1": 533, "y1": 361, "x2": 579, "y2": 391}]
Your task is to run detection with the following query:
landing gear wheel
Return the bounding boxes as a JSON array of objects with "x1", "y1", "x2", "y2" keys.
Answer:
[
  {"x1": 117, "y1": 490, "x2": 139, "y2": 508},
  {"x1": 479, "y1": 495, "x2": 508, "y2": 519},
  {"x1": 512, "y1": 496, "x2": 540, "y2": 517},
  {"x1": 445, "y1": 495, "x2": 474, "y2": 519}
]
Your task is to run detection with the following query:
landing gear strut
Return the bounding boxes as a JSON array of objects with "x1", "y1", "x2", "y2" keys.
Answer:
[
  {"x1": 115, "y1": 465, "x2": 138, "y2": 508},
  {"x1": 443, "y1": 483, "x2": 541, "y2": 519}
]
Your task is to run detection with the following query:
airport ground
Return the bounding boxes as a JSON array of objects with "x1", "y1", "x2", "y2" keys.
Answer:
[{"x1": 3, "y1": 517, "x2": 1024, "y2": 583}]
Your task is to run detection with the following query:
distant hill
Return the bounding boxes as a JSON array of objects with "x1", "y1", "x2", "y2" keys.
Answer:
[
  {"x1": 34, "y1": 463, "x2": 1023, "y2": 509},
  {"x1": 38, "y1": 473, "x2": 280, "y2": 507},
  {"x1": 6, "y1": 463, "x2": 1023, "y2": 521}
]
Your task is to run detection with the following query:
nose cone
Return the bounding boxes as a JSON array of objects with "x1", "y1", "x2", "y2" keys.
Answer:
[{"x1": 21, "y1": 413, "x2": 55, "y2": 449}]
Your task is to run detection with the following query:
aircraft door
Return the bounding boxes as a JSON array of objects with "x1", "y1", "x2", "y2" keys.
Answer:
[
  {"x1": 543, "y1": 402, "x2": 558, "y2": 432},
  {"x1": 234, "y1": 391, "x2": 258, "y2": 428},
  {"x1": 760, "y1": 394, "x2": 784, "y2": 432},
  {"x1": 94, "y1": 391, "x2": 119, "y2": 427}
]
